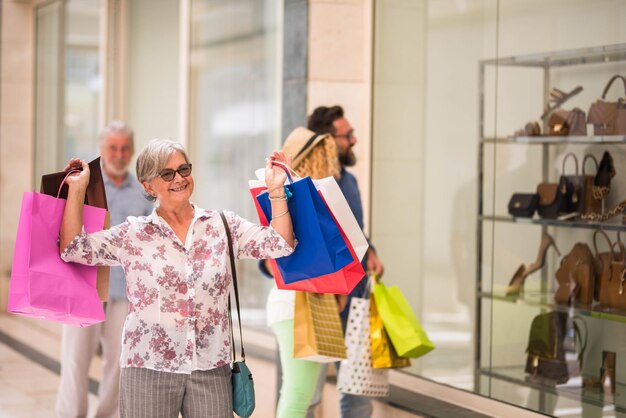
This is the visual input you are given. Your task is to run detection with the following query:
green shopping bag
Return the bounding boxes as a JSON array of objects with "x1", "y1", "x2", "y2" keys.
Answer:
[{"x1": 372, "y1": 277, "x2": 434, "y2": 358}]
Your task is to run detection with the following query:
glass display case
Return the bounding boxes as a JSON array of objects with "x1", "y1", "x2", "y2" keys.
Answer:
[{"x1": 477, "y1": 44, "x2": 626, "y2": 417}]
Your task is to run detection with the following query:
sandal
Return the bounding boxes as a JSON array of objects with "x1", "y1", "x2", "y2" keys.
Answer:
[{"x1": 540, "y1": 85, "x2": 583, "y2": 120}]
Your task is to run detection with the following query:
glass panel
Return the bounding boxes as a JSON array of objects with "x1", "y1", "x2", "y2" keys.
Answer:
[
  {"x1": 189, "y1": 0, "x2": 282, "y2": 327},
  {"x1": 64, "y1": 0, "x2": 102, "y2": 162},
  {"x1": 371, "y1": 0, "x2": 498, "y2": 391},
  {"x1": 34, "y1": 0, "x2": 65, "y2": 183},
  {"x1": 34, "y1": 0, "x2": 102, "y2": 184},
  {"x1": 374, "y1": 2, "x2": 626, "y2": 414}
]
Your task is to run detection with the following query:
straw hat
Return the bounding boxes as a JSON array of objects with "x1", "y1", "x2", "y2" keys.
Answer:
[{"x1": 281, "y1": 127, "x2": 332, "y2": 169}]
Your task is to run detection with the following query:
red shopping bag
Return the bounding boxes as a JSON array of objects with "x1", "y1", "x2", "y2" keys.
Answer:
[
  {"x1": 8, "y1": 171, "x2": 107, "y2": 327},
  {"x1": 250, "y1": 184, "x2": 365, "y2": 294}
]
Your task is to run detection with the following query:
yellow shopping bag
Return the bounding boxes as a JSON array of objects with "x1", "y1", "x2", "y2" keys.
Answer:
[
  {"x1": 370, "y1": 296, "x2": 411, "y2": 369},
  {"x1": 293, "y1": 292, "x2": 347, "y2": 362}
]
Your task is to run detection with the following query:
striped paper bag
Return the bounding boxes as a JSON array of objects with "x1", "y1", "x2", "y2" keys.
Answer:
[{"x1": 293, "y1": 292, "x2": 347, "y2": 363}]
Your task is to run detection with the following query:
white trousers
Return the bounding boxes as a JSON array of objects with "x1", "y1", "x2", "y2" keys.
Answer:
[{"x1": 56, "y1": 299, "x2": 129, "y2": 418}]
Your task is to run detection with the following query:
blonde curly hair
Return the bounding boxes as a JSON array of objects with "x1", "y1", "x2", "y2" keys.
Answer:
[{"x1": 294, "y1": 136, "x2": 340, "y2": 180}]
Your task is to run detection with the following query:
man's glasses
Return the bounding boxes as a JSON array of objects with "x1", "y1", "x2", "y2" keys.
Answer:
[
  {"x1": 158, "y1": 164, "x2": 192, "y2": 182},
  {"x1": 334, "y1": 131, "x2": 354, "y2": 142}
]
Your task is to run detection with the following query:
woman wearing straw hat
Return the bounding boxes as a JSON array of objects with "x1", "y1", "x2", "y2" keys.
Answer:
[{"x1": 264, "y1": 127, "x2": 347, "y2": 418}]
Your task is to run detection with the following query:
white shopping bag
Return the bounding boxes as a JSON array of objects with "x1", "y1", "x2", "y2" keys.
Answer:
[
  {"x1": 337, "y1": 296, "x2": 389, "y2": 397},
  {"x1": 313, "y1": 177, "x2": 368, "y2": 261}
]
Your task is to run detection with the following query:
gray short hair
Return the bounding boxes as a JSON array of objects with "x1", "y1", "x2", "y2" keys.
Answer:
[
  {"x1": 136, "y1": 139, "x2": 190, "y2": 201},
  {"x1": 99, "y1": 121, "x2": 134, "y2": 145}
]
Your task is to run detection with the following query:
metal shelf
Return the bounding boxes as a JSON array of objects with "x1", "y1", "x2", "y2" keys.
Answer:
[
  {"x1": 479, "y1": 215, "x2": 626, "y2": 232},
  {"x1": 483, "y1": 135, "x2": 626, "y2": 145},
  {"x1": 478, "y1": 367, "x2": 625, "y2": 411},
  {"x1": 480, "y1": 44, "x2": 626, "y2": 68},
  {"x1": 480, "y1": 290, "x2": 626, "y2": 324}
]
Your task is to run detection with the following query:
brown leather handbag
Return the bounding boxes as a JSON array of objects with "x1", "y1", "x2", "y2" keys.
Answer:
[
  {"x1": 536, "y1": 154, "x2": 577, "y2": 219},
  {"x1": 536, "y1": 175, "x2": 575, "y2": 219},
  {"x1": 554, "y1": 242, "x2": 595, "y2": 306},
  {"x1": 40, "y1": 157, "x2": 110, "y2": 301},
  {"x1": 588, "y1": 75, "x2": 626, "y2": 135},
  {"x1": 581, "y1": 154, "x2": 602, "y2": 215},
  {"x1": 549, "y1": 108, "x2": 587, "y2": 136},
  {"x1": 561, "y1": 153, "x2": 583, "y2": 214},
  {"x1": 594, "y1": 230, "x2": 626, "y2": 310}
]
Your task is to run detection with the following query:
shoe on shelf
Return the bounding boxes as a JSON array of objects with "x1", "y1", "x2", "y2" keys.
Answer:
[
  {"x1": 505, "y1": 233, "x2": 561, "y2": 296},
  {"x1": 540, "y1": 86, "x2": 583, "y2": 120}
]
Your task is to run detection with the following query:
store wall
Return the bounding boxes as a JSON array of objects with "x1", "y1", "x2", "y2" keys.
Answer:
[
  {"x1": 0, "y1": 0, "x2": 35, "y2": 310},
  {"x1": 307, "y1": 0, "x2": 373, "y2": 224},
  {"x1": 127, "y1": 0, "x2": 180, "y2": 148}
]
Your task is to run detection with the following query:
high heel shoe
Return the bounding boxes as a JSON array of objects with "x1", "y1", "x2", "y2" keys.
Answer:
[{"x1": 505, "y1": 233, "x2": 561, "y2": 296}]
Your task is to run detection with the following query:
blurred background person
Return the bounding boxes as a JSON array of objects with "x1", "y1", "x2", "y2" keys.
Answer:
[{"x1": 306, "y1": 105, "x2": 384, "y2": 418}]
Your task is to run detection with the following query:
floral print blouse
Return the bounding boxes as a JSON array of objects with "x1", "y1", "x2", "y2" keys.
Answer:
[{"x1": 62, "y1": 206, "x2": 294, "y2": 374}]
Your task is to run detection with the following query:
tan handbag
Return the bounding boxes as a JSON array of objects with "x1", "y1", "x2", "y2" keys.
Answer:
[
  {"x1": 554, "y1": 242, "x2": 595, "y2": 306},
  {"x1": 581, "y1": 154, "x2": 602, "y2": 215},
  {"x1": 594, "y1": 230, "x2": 626, "y2": 310},
  {"x1": 588, "y1": 75, "x2": 626, "y2": 135},
  {"x1": 549, "y1": 108, "x2": 587, "y2": 136},
  {"x1": 293, "y1": 291, "x2": 347, "y2": 362}
]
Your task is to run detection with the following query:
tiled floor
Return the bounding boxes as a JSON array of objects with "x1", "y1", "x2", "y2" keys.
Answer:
[{"x1": 0, "y1": 313, "x2": 422, "y2": 418}]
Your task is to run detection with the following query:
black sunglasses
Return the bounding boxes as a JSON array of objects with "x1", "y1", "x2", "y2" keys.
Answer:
[
  {"x1": 334, "y1": 131, "x2": 354, "y2": 141},
  {"x1": 158, "y1": 164, "x2": 192, "y2": 182}
]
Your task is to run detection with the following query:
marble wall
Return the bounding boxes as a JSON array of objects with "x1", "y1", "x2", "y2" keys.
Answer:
[{"x1": 0, "y1": 0, "x2": 35, "y2": 310}]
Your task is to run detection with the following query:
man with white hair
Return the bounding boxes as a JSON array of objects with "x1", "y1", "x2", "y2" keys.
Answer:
[{"x1": 56, "y1": 122, "x2": 153, "y2": 418}]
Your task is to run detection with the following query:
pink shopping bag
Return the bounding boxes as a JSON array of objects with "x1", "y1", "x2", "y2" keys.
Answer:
[{"x1": 8, "y1": 191, "x2": 107, "y2": 327}]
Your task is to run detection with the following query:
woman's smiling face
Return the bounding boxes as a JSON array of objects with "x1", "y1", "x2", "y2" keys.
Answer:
[{"x1": 146, "y1": 151, "x2": 194, "y2": 205}]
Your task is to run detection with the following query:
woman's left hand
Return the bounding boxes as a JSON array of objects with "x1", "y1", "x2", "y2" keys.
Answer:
[{"x1": 265, "y1": 151, "x2": 292, "y2": 191}]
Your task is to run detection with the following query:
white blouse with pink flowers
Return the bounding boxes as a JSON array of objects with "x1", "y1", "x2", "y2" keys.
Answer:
[{"x1": 62, "y1": 206, "x2": 294, "y2": 374}]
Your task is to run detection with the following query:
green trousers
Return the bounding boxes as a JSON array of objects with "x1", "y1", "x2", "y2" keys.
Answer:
[{"x1": 272, "y1": 319, "x2": 322, "y2": 418}]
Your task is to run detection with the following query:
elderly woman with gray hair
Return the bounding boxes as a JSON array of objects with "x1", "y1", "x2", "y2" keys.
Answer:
[{"x1": 59, "y1": 138, "x2": 295, "y2": 417}]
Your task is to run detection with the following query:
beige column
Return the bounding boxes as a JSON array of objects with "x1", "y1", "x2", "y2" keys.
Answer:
[
  {"x1": 0, "y1": 0, "x2": 36, "y2": 310},
  {"x1": 370, "y1": 1, "x2": 426, "y2": 304},
  {"x1": 307, "y1": 0, "x2": 374, "y2": 233}
]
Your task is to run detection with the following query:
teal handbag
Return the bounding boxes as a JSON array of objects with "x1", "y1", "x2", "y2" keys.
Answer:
[
  {"x1": 220, "y1": 212, "x2": 255, "y2": 418},
  {"x1": 232, "y1": 361, "x2": 254, "y2": 417}
]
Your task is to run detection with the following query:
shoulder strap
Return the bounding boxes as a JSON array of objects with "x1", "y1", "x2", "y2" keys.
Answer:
[
  {"x1": 573, "y1": 316, "x2": 588, "y2": 370},
  {"x1": 219, "y1": 211, "x2": 245, "y2": 362}
]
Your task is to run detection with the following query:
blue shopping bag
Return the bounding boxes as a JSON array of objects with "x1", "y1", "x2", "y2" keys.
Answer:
[{"x1": 256, "y1": 176, "x2": 355, "y2": 283}]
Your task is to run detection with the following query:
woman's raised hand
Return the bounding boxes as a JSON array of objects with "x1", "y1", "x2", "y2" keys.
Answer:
[
  {"x1": 265, "y1": 151, "x2": 292, "y2": 191},
  {"x1": 63, "y1": 158, "x2": 90, "y2": 191}
]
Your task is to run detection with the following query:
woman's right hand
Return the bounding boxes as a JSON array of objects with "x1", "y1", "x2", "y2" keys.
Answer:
[{"x1": 63, "y1": 158, "x2": 90, "y2": 191}]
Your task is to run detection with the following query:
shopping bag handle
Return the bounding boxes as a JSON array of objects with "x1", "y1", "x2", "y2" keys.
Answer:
[
  {"x1": 270, "y1": 161, "x2": 300, "y2": 184},
  {"x1": 362, "y1": 274, "x2": 374, "y2": 298},
  {"x1": 57, "y1": 169, "x2": 82, "y2": 199}
]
